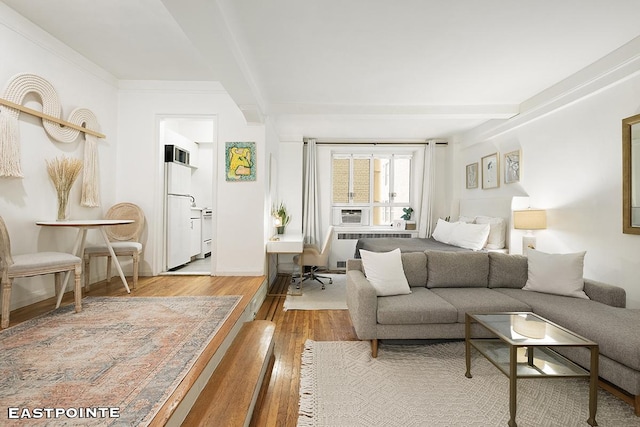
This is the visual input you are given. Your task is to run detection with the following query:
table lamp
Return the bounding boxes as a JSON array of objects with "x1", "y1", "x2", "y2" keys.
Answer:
[{"x1": 513, "y1": 209, "x2": 547, "y2": 254}]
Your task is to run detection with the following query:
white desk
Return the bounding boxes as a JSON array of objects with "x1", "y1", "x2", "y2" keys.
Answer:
[
  {"x1": 266, "y1": 233, "x2": 303, "y2": 296},
  {"x1": 36, "y1": 219, "x2": 134, "y2": 306}
]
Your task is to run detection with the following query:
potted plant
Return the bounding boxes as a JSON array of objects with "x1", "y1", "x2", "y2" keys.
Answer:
[
  {"x1": 401, "y1": 207, "x2": 416, "y2": 230},
  {"x1": 272, "y1": 202, "x2": 291, "y2": 234}
]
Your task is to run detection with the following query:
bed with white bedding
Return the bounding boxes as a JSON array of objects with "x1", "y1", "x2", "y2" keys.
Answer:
[{"x1": 353, "y1": 197, "x2": 512, "y2": 258}]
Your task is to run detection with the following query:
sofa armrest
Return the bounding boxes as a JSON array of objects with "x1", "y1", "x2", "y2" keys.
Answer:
[
  {"x1": 584, "y1": 278, "x2": 626, "y2": 308},
  {"x1": 346, "y1": 270, "x2": 377, "y2": 340},
  {"x1": 346, "y1": 259, "x2": 363, "y2": 272}
]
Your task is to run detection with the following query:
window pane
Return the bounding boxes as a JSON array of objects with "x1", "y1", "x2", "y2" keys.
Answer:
[
  {"x1": 352, "y1": 158, "x2": 370, "y2": 204},
  {"x1": 374, "y1": 207, "x2": 407, "y2": 226},
  {"x1": 332, "y1": 158, "x2": 350, "y2": 203},
  {"x1": 373, "y1": 206, "x2": 390, "y2": 225},
  {"x1": 373, "y1": 157, "x2": 390, "y2": 203},
  {"x1": 393, "y1": 157, "x2": 411, "y2": 204}
]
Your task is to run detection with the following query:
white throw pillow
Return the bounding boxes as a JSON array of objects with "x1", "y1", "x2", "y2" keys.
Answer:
[
  {"x1": 432, "y1": 219, "x2": 459, "y2": 244},
  {"x1": 448, "y1": 222, "x2": 490, "y2": 251},
  {"x1": 359, "y1": 248, "x2": 412, "y2": 296},
  {"x1": 475, "y1": 216, "x2": 506, "y2": 249},
  {"x1": 458, "y1": 215, "x2": 476, "y2": 224},
  {"x1": 523, "y1": 249, "x2": 589, "y2": 299}
]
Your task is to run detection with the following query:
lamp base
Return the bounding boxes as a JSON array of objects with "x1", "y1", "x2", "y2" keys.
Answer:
[{"x1": 522, "y1": 235, "x2": 537, "y2": 255}]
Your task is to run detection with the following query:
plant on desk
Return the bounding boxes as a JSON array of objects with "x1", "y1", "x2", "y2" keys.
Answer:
[{"x1": 272, "y1": 202, "x2": 291, "y2": 234}]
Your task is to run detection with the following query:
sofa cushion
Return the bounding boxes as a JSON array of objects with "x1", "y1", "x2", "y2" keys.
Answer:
[
  {"x1": 431, "y1": 288, "x2": 532, "y2": 323},
  {"x1": 360, "y1": 249, "x2": 411, "y2": 296},
  {"x1": 401, "y1": 252, "x2": 428, "y2": 287},
  {"x1": 426, "y1": 251, "x2": 489, "y2": 288},
  {"x1": 488, "y1": 252, "x2": 528, "y2": 289},
  {"x1": 377, "y1": 288, "x2": 458, "y2": 325},
  {"x1": 496, "y1": 289, "x2": 640, "y2": 371},
  {"x1": 523, "y1": 249, "x2": 588, "y2": 299}
]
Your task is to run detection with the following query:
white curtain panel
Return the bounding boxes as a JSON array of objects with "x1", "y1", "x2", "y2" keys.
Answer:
[
  {"x1": 418, "y1": 140, "x2": 437, "y2": 238},
  {"x1": 302, "y1": 138, "x2": 321, "y2": 247}
]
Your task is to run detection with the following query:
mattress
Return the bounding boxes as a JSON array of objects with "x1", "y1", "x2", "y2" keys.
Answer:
[{"x1": 354, "y1": 237, "x2": 471, "y2": 258}]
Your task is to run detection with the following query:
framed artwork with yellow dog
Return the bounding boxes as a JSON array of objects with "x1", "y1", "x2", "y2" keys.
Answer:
[{"x1": 225, "y1": 141, "x2": 256, "y2": 181}]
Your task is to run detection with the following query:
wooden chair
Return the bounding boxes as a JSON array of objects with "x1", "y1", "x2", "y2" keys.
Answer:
[
  {"x1": 83, "y1": 203, "x2": 145, "y2": 290},
  {"x1": 0, "y1": 216, "x2": 82, "y2": 329}
]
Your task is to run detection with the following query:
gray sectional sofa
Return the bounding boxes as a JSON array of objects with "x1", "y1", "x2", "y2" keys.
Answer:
[{"x1": 346, "y1": 250, "x2": 640, "y2": 416}]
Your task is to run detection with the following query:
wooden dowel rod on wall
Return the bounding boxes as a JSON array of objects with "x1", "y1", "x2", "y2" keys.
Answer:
[{"x1": 0, "y1": 97, "x2": 105, "y2": 139}]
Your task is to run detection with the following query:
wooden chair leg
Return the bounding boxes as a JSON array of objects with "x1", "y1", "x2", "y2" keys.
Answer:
[
  {"x1": 106, "y1": 255, "x2": 112, "y2": 283},
  {"x1": 1, "y1": 278, "x2": 12, "y2": 329},
  {"x1": 371, "y1": 339, "x2": 378, "y2": 358},
  {"x1": 84, "y1": 255, "x2": 91, "y2": 291},
  {"x1": 132, "y1": 253, "x2": 139, "y2": 289},
  {"x1": 54, "y1": 272, "x2": 63, "y2": 300},
  {"x1": 74, "y1": 265, "x2": 82, "y2": 313}
]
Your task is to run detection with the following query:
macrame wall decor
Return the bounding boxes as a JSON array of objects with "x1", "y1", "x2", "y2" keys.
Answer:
[{"x1": 0, "y1": 73, "x2": 104, "y2": 207}]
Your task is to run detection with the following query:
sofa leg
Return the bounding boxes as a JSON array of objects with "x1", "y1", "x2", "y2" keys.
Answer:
[
  {"x1": 635, "y1": 394, "x2": 639, "y2": 417},
  {"x1": 371, "y1": 339, "x2": 378, "y2": 358}
]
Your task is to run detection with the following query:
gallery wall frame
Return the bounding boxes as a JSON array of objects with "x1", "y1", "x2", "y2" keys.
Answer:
[
  {"x1": 466, "y1": 162, "x2": 478, "y2": 189},
  {"x1": 504, "y1": 150, "x2": 521, "y2": 184},
  {"x1": 481, "y1": 152, "x2": 499, "y2": 189},
  {"x1": 225, "y1": 141, "x2": 256, "y2": 181}
]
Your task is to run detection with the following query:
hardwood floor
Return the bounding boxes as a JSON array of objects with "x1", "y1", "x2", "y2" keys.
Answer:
[
  {"x1": 252, "y1": 275, "x2": 358, "y2": 426},
  {"x1": 5, "y1": 273, "x2": 358, "y2": 427}
]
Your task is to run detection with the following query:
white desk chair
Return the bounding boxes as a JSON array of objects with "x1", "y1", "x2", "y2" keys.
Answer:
[
  {"x1": 83, "y1": 203, "x2": 145, "y2": 290},
  {"x1": 0, "y1": 216, "x2": 82, "y2": 329}
]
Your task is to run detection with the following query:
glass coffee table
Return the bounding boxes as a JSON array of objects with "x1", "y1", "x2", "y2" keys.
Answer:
[{"x1": 465, "y1": 312, "x2": 599, "y2": 427}]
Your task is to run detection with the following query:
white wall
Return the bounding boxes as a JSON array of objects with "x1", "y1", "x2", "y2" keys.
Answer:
[
  {"x1": 117, "y1": 81, "x2": 267, "y2": 276},
  {"x1": 0, "y1": 5, "x2": 119, "y2": 309},
  {"x1": 455, "y1": 72, "x2": 640, "y2": 308}
]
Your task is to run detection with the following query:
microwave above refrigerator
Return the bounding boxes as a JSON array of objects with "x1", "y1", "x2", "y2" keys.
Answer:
[{"x1": 164, "y1": 145, "x2": 190, "y2": 166}]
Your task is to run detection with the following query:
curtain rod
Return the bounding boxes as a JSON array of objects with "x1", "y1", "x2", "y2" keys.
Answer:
[{"x1": 303, "y1": 140, "x2": 448, "y2": 146}]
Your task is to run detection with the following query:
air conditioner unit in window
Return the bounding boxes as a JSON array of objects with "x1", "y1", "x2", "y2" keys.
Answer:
[{"x1": 332, "y1": 208, "x2": 370, "y2": 226}]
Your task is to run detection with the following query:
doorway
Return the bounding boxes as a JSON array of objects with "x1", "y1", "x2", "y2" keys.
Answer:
[{"x1": 159, "y1": 116, "x2": 217, "y2": 276}]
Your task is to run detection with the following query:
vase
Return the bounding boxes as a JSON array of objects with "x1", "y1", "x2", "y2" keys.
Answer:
[
  {"x1": 277, "y1": 226, "x2": 285, "y2": 234},
  {"x1": 56, "y1": 189, "x2": 70, "y2": 221}
]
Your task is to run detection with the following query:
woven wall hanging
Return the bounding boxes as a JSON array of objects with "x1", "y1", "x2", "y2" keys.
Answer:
[{"x1": 0, "y1": 73, "x2": 104, "y2": 207}]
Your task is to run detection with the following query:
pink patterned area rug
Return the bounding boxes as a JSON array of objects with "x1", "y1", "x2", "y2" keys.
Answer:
[{"x1": 0, "y1": 296, "x2": 241, "y2": 426}]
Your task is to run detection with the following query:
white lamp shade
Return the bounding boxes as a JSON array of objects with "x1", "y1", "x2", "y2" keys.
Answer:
[{"x1": 513, "y1": 209, "x2": 547, "y2": 230}]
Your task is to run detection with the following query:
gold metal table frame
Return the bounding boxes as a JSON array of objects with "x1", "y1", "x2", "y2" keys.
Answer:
[{"x1": 465, "y1": 312, "x2": 599, "y2": 427}]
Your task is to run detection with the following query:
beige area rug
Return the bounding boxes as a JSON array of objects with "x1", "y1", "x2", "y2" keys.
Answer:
[
  {"x1": 0, "y1": 295, "x2": 241, "y2": 426},
  {"x1": 298, "y1": 340, "x2": 640, "y2": 427},
  {"x1": 284, "y1": 274, "x2": 347, "y2": 311}
]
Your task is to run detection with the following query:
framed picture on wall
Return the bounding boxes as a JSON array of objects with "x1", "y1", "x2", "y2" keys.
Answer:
[
  {"x1": 225, "y1": 141, "x2": 256, "y2": 181},
  {"x1": 466, "y1": 162, "x2": 478, "y2": 189},
  {"x1": 481, "y1": 152, "x2": 499, "y2": 189},
  {"x1": 504, "y1": 150, "x2": 520, "y2": 184}
]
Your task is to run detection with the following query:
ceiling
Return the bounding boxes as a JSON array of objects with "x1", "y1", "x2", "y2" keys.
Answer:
[{"x1": 4, "y1": 0, "x2": 640, "y2": 140}]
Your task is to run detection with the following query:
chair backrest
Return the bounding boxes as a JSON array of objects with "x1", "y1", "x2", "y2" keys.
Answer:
[
  {"x1": 0, "y1": 216, "x2": 14, "y2": 270},
  {"x1": 105, "y1": 203, "x2": 145, "y2": 242}
]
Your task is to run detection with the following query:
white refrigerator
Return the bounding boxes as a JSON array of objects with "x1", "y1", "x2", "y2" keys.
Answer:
[{"x1": 166, "y1": 162, "x2": 192, "y2": 270}]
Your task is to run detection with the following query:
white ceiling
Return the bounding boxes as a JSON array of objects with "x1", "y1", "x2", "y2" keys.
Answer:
[{"x1": 4, "y1": 0, "x2": 640, "y2": 140}]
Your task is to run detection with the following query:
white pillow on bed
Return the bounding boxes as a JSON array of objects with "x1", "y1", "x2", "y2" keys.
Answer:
[
  {"x1": 432, "y1": 219, "x2": 459, "y2": 244},
  {"x1": 448, "y1": 222, "x2": 491, "y2": 251},
  {"x1": 359, "y1": 248, "x2": 411, "y2": 296},
  {"x1": 475, "y1": 216, "x2": 506, "y2": 249}
]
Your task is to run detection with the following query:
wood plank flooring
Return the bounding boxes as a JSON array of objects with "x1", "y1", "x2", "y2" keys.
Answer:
[{"x1": 5, "y1": 273, "x2": 358, "y2": 426}]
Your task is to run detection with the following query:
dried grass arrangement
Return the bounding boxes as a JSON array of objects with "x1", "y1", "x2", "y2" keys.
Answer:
[{"x1": 46, "y1": 156, "x2": 83, "y2": 220}]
